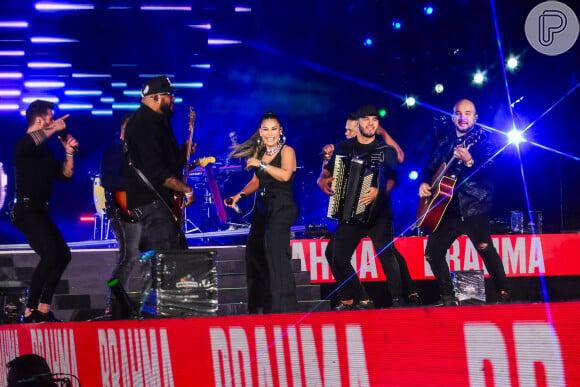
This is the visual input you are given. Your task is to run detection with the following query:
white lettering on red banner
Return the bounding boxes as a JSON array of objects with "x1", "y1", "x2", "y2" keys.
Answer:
[
  {"x1": 98, "y1": 328, "x2": 174, "y2": 387},
  {"x1": 464, "y1": 322, "x2": 564, "y2": 386},
  {"x1": 210, "y1": 324, "x2": 369, "y2": 386},
  {"x1": 30, "y1": 328, "x2": 78, "y2": 385},
  {"x1": 0, "y1": 329, "x2": 20, "y2": 386},
  {"x1": 291, "y1": 234, "x2": 579, "y2": 283}
]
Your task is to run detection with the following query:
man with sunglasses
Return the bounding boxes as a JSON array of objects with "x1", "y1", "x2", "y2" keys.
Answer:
[{"x1": 124, "y1": 76, "x2": 194, "y2": 251}]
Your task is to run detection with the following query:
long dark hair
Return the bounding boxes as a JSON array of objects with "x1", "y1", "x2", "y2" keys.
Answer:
[{"x1": 228, "y1": 111, "x2": 282, "y2": 160}]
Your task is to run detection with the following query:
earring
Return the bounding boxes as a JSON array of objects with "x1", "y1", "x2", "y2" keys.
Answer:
[
  {"x1": 279, "y1": 134, "x2": 286, "y2": 145},
  {"x1": 256, "y1": 138, "x2": 261, "y2": 145}
]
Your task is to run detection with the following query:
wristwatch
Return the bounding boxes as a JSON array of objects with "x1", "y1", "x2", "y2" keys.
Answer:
[
  {"x1": 259, "y1": 161, "x2": 268, "y2": 170},
  {"x1": 465, "y1": 158, "x2": 474, "y2": 167}
]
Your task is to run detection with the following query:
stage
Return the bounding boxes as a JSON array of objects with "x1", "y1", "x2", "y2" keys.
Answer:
[
  {"x1": 1, "y1": 302, "x2": 580, "y2": 386},
  {"x1": 1, "y1": 233, "x2": 580, "y2": 385}
]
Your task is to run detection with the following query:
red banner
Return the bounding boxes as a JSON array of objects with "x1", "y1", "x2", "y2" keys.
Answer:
[
  {"x1": 1, "y1": 302, "x2": 580, "y2": 386},
  {"x1": 291, "y1": 233, "x2": 580, "y2": 282}
]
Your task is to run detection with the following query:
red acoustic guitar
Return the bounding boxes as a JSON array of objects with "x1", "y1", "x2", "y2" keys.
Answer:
[{"x1": 415, "y1": 128, "x2": 482, "y2": 233}]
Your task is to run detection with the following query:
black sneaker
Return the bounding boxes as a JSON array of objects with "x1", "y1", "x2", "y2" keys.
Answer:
[
  {"x1": 354, "y1": 300, "x2": 374, "y2": 310},
  {"x1": 407, "y1": 292, "x2": 423, "y2": 306},
  {"x1": 442, "y1": 295, "x2": 459, "y2": 307},
  {"x1": 334, "y1": 302, "x2": 355, "y2": 311},
  {"x1": 497, "y1": 290, "x2": 512, "y2": 304}
]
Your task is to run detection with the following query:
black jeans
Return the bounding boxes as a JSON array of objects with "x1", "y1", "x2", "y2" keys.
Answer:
[
  {"x1": 325, "y1": 213, "x2": 403, "y2": 302},
  {"x1": 106, "y1": 208, "x2": 144, "y2": 310},
  {"x1": 131, "y1": 200, "x2": 186, "y2": 251},
  {"x1": 11, "y1": 202, "x2": 72, "y2": 308},
  {"x1": 424, "y1": 213, "x2": 509, "y2": 298}
]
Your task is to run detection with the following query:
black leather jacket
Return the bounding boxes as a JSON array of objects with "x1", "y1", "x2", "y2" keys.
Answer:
[{"x1": 420, "y1": 128, "x2": 496, "y2": 218}]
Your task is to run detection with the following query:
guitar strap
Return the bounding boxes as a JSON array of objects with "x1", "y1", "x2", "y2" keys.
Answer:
[{"x1": 123, "y1": 143, "x2": 178, "y2": 222}]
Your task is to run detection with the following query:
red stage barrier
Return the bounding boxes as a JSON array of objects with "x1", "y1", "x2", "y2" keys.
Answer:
[
  {"x1": 291, "y1": 233, "x2": 580, "y2": 283},
  {"x1": 1, "y1": 302, "x2": 580, "y2": 386}
]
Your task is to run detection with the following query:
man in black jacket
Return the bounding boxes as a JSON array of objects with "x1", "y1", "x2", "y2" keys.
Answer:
[
  {"x1": 124, "y1": 76, "x2": 194, "y2": 251},
  {"x1": 419, "y1": 98, "x2": 510, "y2": 305},
  {"x1": 101, "y1": 113, "x2": 143, "y2": 316}
]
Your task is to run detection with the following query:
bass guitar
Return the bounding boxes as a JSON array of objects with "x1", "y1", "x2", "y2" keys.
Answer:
[{"x1": 414, "y1": 128, "x2": 482, "y2": 232}]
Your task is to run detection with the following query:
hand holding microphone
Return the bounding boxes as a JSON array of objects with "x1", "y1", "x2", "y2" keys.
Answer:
[
  {"x1": 224, "y1": 197, "x2": 243, "y2": 215},
  {"x1": 53, "y1": 114, "x2": 80, "y2": 154}
]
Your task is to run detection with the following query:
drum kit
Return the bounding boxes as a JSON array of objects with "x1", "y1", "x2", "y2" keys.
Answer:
[{"x1": 186, "y1": 156, "x2": 251, "y2": 232}]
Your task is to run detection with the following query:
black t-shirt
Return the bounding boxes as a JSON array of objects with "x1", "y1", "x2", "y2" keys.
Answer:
[
  {"x1": 13, "y1": 134, "x2": 69, "y2": 203},
  {"x1": 124, "y1": 104, "x2": 185, "y2": 209}
]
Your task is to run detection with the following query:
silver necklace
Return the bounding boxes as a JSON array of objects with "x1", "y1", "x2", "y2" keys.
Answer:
[{"x1": 265, "y1": 143, "x2": 282, "y2": 156}]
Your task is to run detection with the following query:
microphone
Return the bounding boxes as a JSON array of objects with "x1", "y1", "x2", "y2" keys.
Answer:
[
  {"x1": 58, "y1": 130, "x2": 80, "y2": 154},
  {"x1": 225, "y1": 197, "x2": 243, "y2": 215}
]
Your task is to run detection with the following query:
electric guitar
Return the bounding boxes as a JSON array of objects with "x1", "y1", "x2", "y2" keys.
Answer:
[
  {"x1": 113, "y1": 157, "x2": 214, "y2": 219},
  {"x1": 173, "y1": 107, "x2": 197, "y2": 226},
  {"x1": 414, "y1": 128, "x2": 482, "y2": 232}
]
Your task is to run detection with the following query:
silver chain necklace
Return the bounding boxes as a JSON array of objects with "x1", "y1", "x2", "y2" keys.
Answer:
[{"x1": 265, "y1": 143, "x2": 283, "y2": 156}]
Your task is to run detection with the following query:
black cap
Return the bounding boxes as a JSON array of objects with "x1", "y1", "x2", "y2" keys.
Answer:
[
  {"x1": 141, "y1": 75, "x2": 173, "y2": 97},
  {"x1": 356, "y1": 104, "x2": 379, "y2": 119}
]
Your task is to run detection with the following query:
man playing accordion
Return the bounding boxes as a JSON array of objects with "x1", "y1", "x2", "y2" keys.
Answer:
[{"x1": 317, "y1": 104, "x2": 408, "y2": 310}]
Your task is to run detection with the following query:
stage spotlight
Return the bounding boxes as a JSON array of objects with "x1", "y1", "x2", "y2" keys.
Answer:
[
  {"x1": 364, "y1": 37, "x2": 373, "y2": 47},
  {"x1": 404, "y1": 97, "x2": 416, "y2": 107},
  {"x1": 472, "y1": 71, "x2": 485, "y2": 85},
  {"x1": 378, "y1": 109, "x2": 386, "y2": 117},
  {"x1": 424, "y1": 5, "x2": 434, "y2": 15},
  {"x1": 508, "y1": 129, "x2": 524, "y2": 144},
  {"x1": 392, "y1": 20, "x2": 402, "y2": 30},
  {"x1": 507, "y1": 56, "x2": 518, "y2": 70},
  {"x1": 434, "y1": 83, "x2": 444, "y2": 94},
  {"x1": 409, "y1": 170, "x2": 419, "y2": 180}
]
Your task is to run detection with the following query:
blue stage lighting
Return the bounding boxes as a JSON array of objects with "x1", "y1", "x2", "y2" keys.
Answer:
[
  {"x1": 409, "y1": 170, "x2": 419, "y2": 180},
  {"x1": 364, "y1": 37, "x2": 373, "y2": 47},
  {"x1": 0, "y1": 72, "x2": 23, "y2": 79},
  {"x1": 508, "y1": 129, "x2": 524, "y2": 144},
  {"x1": 35, "y1": 2, "x2": 95, "y2": 11},
  {"x1": 392, "y1": 20, "x2": 402, "y2": 30},
  {"x1": 424, "y1": 5, "x2": 434, "y2": 15}
]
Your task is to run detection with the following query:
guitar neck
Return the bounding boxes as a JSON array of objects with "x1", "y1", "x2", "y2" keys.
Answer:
[{"x1": 182, "y1": 107, "x2": 196, "y2": 183}]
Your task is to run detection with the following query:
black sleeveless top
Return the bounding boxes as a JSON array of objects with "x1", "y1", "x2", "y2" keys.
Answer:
[{"x1": 255, "y1": 147, "x2": 294, "y2": 193}]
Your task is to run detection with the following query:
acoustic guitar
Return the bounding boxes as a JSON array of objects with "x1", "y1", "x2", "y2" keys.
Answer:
[{"x1": 414, "y1": 128, "x2": 482, "y2": 233}]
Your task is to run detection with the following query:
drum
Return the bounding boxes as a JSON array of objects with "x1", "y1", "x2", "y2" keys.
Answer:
[{"x1": 93, "y1": 175, "x2": 107, "y2": 215}]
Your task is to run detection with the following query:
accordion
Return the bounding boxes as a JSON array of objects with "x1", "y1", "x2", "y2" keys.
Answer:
[{"x1": 327, "y1": 155, "x2": 378, "y2": 224}]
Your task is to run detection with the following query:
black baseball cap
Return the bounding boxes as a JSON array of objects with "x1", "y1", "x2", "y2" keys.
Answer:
[
  {"x1": 356, "y1": 104, "x2": 379, "y2": 119},
  {"x1": 141, "y1": 75, "x2": 174, "y2": 97}
]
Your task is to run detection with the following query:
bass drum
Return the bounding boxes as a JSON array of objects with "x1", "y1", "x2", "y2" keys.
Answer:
[{"x1": 92, "y1": 174, "x2": 107, "y2": 215}]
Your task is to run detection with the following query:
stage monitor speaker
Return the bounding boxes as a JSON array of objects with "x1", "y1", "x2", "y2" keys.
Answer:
[
  {"x1": 451, "y1": 270, "x2": 486, "y2": 305},
  {"x1": 141, "y1": 249, "x2": 218, "y2": 318}
]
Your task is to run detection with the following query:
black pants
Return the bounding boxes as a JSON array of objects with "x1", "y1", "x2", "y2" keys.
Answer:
[
  {"x1": 325, "y1": 212, "x2": 403, "y2": 302},
  {"x1": 11, "y1": 202, "x2": 71, "y2": 308},
  {"x1": 245, "y1": 190, "x2": 297, "y2": 314},
  {"x1": 425, "y1": 213, "x2": 509, "y2": 298},
  {"x1": 132, "y1": 200, "x2": 186, "y2": 251}
]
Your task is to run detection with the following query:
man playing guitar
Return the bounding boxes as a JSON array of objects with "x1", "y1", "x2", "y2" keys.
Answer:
[
  {"x1": 418, "y1": 99, "x2": 511, "y2": 306},
  {"x1": 124, "y1": 76, "x2": 195, "y2": 251}
]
